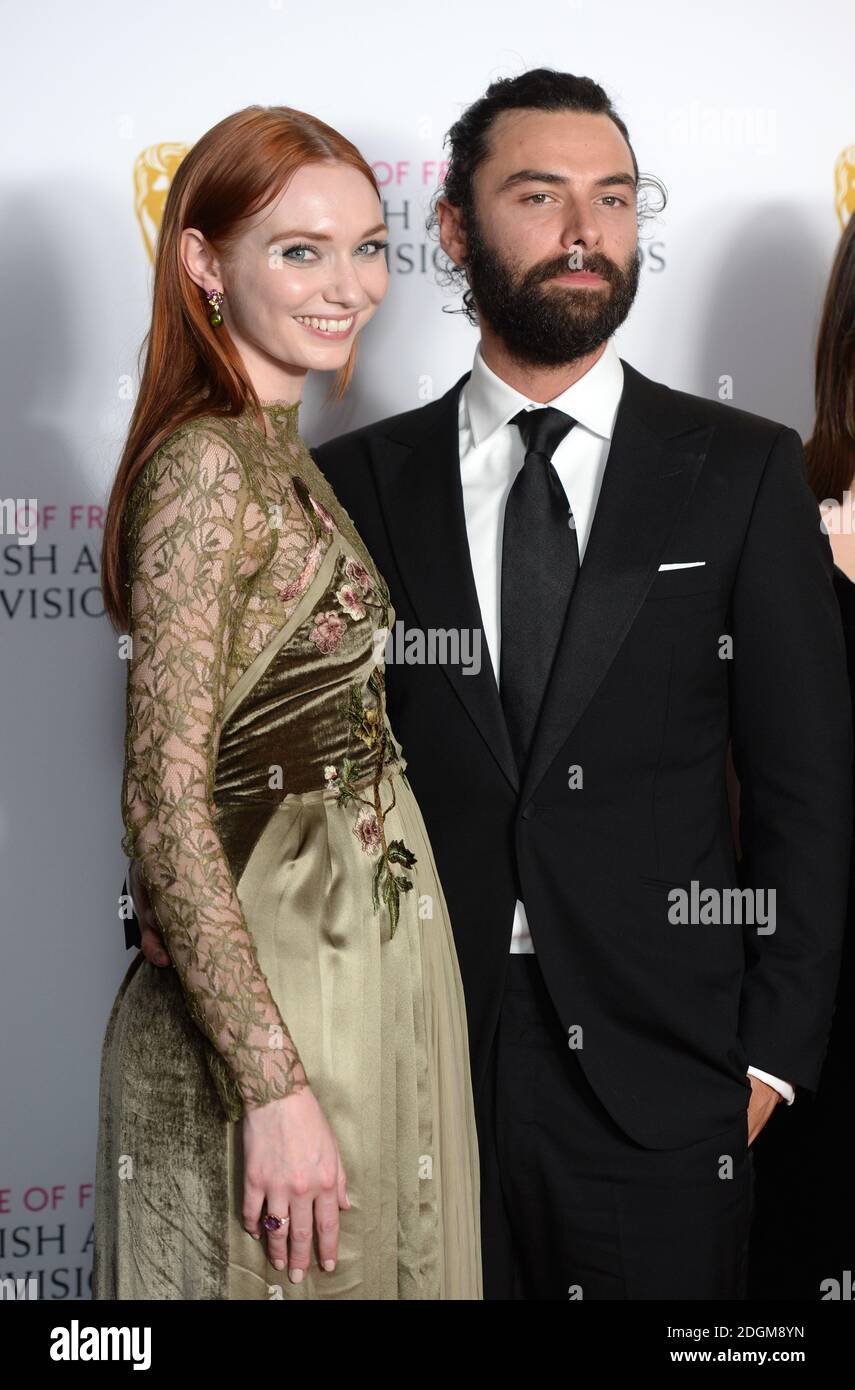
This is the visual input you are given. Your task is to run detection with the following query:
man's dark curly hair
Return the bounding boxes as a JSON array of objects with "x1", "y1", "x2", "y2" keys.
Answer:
[{"x1": 426, "y1": 67, "x2": 667, "y2": 323}]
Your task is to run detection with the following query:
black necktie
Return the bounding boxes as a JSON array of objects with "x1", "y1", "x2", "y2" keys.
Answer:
[{"x1": 500, "y1": 406, "x2": 579, "y2": 773}]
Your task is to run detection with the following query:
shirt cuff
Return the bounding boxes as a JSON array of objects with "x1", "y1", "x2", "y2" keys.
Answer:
[{"x1": 747, "y1": 1065, "x2": 795, "y2": 1105}]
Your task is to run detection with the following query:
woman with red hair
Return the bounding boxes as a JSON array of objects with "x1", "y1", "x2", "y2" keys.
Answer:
[{"x1": 92, "y1": 105, "x2": 482, "y2": 1300}]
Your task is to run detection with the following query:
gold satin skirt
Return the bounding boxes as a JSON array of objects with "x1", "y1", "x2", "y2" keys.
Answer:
[{"x1": 92, "y1": 768, "x2": 483, "y2": 1300}]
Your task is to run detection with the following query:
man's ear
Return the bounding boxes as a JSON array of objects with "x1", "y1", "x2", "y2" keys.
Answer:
[{"x1": 437, "y1": 197, "x2": 468, "y2": 269}]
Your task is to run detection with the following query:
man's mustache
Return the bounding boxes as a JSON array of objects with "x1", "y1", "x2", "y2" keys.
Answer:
[{"x1": 528, "y1": 255, "x2": 617, "y2": 285}]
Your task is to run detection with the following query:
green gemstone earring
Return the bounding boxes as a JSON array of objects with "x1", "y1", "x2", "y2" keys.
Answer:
[{"x1": 206, "y1": 288, "x2": 224, "y2": 326}]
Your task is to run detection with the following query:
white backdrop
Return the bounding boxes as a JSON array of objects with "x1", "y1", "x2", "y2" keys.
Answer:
[{"x1": 1, "y1": 0, "x2": 853, "y2": 1298}]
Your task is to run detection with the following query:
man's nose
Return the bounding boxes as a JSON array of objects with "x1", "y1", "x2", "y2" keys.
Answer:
[{"x1": 558, "y1": 201, "x2": 602, "y2": 251}]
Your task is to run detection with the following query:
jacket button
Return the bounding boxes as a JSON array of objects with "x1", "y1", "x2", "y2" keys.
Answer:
[{"x1": 522, "y1": 805, "x2": 537, "y2": 820}]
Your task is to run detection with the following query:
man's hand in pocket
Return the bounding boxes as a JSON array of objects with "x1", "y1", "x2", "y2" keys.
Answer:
[{"x1": 747, "y1": 1073, "x2": 782, "y2": 1146}]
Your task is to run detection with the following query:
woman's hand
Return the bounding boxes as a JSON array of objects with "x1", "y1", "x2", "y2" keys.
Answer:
[
  {"x1": 242, "y1": 1086, "x2": 350, "y2": 1282},
  {"x1": 128, "y1": 858, "x2": 171, "y2": 967}
]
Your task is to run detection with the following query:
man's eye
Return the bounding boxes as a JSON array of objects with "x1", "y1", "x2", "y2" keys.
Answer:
[{"x1": 524, "y1": 193, "x2": 553, "y2": 205}]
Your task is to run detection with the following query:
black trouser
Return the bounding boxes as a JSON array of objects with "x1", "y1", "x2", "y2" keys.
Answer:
[{"x1": 477, "y1": 954, "x2": 754, "y2": 1300}]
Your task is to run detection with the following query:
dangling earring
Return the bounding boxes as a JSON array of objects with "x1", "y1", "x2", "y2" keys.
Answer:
[{"x1": 206, "y1": 288, "x2": 224, "y2": 326}]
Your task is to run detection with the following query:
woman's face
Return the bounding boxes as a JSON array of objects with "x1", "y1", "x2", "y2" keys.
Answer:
[{"x1": 185, "y1": 160, "x2": 389, "y2": 396}]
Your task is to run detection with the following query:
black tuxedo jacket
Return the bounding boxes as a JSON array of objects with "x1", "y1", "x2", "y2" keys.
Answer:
[
  {"x1": 309, "y1": 358, "x2": 853, "y2": 1149},
  {"x1": 121, "y1": 358, "x2": 853, "y2": 1150}
]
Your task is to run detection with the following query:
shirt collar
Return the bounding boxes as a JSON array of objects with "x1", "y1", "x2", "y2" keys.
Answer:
[{"x1": 463, "y1": 335, "x2": 624, "y2": 448}]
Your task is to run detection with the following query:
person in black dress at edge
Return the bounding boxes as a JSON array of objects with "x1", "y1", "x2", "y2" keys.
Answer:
[{"x1": 747, "y1": 210, "x2": 855, "y2": 1299}]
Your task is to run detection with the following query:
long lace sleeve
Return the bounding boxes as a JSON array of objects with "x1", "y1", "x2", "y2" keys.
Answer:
[{"x1": 120, "y1": 424, "x2": 309, "y2": 1120}]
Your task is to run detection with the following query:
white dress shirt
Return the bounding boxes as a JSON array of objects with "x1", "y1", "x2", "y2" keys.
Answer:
[{"x1": 457, "y1": 336, "x2": 795, "y2": 1106}]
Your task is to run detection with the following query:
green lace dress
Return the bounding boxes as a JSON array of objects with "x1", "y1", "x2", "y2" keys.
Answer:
[{"x1": 91, "y1": 401, "x2": 482, "y2": 1300}]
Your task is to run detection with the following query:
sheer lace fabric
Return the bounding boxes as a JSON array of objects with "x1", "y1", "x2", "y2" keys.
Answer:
[{"x1": 120, "y1": 408, "x2": 339, "y2": 1111}]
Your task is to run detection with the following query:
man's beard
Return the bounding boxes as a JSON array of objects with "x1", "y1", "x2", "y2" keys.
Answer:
[{"x1": 462, "y1": 209, "x2": 641, "y2": 367}]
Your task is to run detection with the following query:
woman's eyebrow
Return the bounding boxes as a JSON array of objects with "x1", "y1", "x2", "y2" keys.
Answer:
[{"x1": 267, "y1": 222, "x2": 389, "y2": 242}]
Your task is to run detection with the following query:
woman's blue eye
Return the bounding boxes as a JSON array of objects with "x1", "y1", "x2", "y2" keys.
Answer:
[
  {"x1": 282, "y1": 244, "x2": 314, "y2": 262},
  {"x1": 279, "y1": 240, "x2": 389, "y2": 263}
]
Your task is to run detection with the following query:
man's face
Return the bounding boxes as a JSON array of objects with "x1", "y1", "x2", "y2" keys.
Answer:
[{"x1": 448, "y1": 108, "x2": 641, "y2": 366}]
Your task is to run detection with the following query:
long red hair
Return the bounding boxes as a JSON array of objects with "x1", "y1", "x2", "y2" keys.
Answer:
[
  {"x1": 101, "y1": 104, "x2": 381, "y2": 630},
  {"x1": 805, "y1": 212, "x2": 855, "y2": 506}
]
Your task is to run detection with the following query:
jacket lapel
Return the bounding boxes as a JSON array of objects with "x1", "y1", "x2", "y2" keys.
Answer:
[
  {"x1": 518, "y1": 361, "x2": 715, "y2": 807},
  {"x1": 369, "y1": 373, "x2": 521, "y2": 793}
]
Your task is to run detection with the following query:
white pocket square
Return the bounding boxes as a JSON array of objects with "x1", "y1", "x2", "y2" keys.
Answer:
[{"x1": 658, "y1": 561, "x2": 706, "y2": 570}]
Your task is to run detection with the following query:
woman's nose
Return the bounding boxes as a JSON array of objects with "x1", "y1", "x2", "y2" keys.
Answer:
[{"x1": 325, "y1": 258, "x2": 366, "y2": 307}]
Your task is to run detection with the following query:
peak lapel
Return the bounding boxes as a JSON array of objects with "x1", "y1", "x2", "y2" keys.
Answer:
[
  {"x1": 519, "y1": 362, "x2": 715, "y2": 808},
  {"x1": 370, "y1": 373, "x2": 520, "y2": 794}
]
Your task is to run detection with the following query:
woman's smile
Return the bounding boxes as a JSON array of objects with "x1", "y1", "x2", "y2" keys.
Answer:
[{"x1": 293, "y1": 312, "x2": 357, "y2": 339}]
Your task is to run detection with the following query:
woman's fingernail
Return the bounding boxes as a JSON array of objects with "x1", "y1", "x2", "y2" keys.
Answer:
[
  {"x1": 323, "y1": 1259, "x2": 336, "y2": 1272},
  {"x1": 273, "y1": 1259, "x2": 285, "y2": 1270},
  {"x1": 290, "y1": 1268, "x2": 304, "y2": 1283}
]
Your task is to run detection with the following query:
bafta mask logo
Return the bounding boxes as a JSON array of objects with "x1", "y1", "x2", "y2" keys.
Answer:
[
  {"x1": 834, "y1": 145, "x2": 855, "y2": 230},
  {"x1": 133, "y1": 142, "x2": 191, "y2": 263}
]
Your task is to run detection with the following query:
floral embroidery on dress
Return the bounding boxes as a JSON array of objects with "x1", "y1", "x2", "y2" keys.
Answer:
[
  {"x1": 307, "y1": 544, "x2": 388, "y2": 655},
  {"x1": 310, "y1": 609, "x2": 347, "y2": 653},
  {"x1": 278, "y1": 537, "x2": 324, "y2": 602},
  {"x1": 352, "y1": 806, "x2": 383, "y2": 854},
  {"x1": 325, "y1": 669, "x2": 417, "y2": 937},
  {"x1": 343, "y1": 555, "x2": 372, "y2": 592},
  {"x1": 309, "y1": 495, "x2": 336, "y2": 533},
  {"x1": 300, "y1": 526, "x2": 412, "y2": 934},
  {"x1": 336, "y1": 584, "x2": 366, "y2": 620}
]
